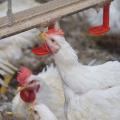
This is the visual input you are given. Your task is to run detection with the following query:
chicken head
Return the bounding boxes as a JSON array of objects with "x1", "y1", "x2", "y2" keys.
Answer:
[
  {"x1": 17, "y1": 67, "x2": 40, "y2": 103},
  {"x1": 32, "y1": 28, "x2": 64, "y2": 56}
]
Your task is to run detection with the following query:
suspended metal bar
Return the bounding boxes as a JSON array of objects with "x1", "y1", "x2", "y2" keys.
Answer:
[
  {"x1": 0, "y1": 0, "x2": 110, "y2": 39},
  {"x1": 7, "y1": 0, "x2": 14, "y2": 25}
]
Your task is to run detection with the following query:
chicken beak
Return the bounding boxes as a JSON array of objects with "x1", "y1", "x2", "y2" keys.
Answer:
[
  {"x1": 32, "y1": 33, "x2": 52, "y2": 56},
  {"x1": 32, "y1": 43, "x2": 51, "y2": 56}
]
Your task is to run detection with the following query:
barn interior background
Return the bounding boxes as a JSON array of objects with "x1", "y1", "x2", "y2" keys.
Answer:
[{"x1": 0, "y1": 0, "x2": 120, "y2": 119}]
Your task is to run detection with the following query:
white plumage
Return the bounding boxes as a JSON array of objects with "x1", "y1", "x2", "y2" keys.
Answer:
[
  {"x1": 0, "y1": 45, "x2": 23, "y2": 62},
  {"x1": 43, "y1": 33, "x2": 120, "y2": 120},
  {"x1": 28, "y1": 64, "x2": 65, "y2": 120},
  {"x1": 0, "y1": 29, "x2": 40, "y2": 69},
  {"x1": 12, "y1": 93, "x2": 58, "y2": 120},
  {"x1": 0, "y1": 0, "x2": 40, "y2": 64},
  {"x1": 0, "y1": 29, "x2": 39, "y2": 49},
  {"x1": 49, "y1": 35, "x2": 120, "y2": 93},
  {"x1": 34, "y1": 103, "x2": 58, "y2": 120},
  {"x1": 12, "y1": 93, "x2": 29, "y2": 118},
  {"x1": 0, "y1": 0, "x2": 42, "y2": 88},
  {"x1": 12, "y1": 64, "x2": 65, "y2": 120},
  {"x1": 65, "y1": 85, "x2": 120, "y2": 120}
]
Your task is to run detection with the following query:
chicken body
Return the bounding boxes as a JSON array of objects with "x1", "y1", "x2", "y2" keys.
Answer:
[
  {"x1": 29, "y1": 64, "x2": 65, "y2": 120},
  {"x1": 0, "y1": 0, "x2": 40, "y2": 64},
  {"x1": 0, "y1": 30, "x2": 40, "y2": 88},
  {"x1": 12, "y1": 65, "x2": 65, "y2": 120},
  {"x1": 0, "y1": 29, "x2": 39, "y2": 49},
  {"x1": 34, "y1": 103, "x2": 58, "y2": 120},
  {"x1": 12, "y1": 93, "x2": 29, "y2": 118},
  {"x1": 40, "y1": 34, "x2": 120, "y2": 120},
  {"x1": 0, "y1": 0, "x2": 41, "y2": 89},
  {"x1": 65, "y1": 85, "x2": 120, "y2": 120},
  {"x1": 51, "y1": 35, "x2": 120, "y2": 94},
  {"x1": 0, "y1": 28, "x2": 40, "y2": 67},
  {"x1": 12, "y1": 93, "x2": 58, "y2": 120}
]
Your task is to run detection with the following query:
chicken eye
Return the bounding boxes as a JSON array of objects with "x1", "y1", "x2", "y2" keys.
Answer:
[
  {"x1": 34, "y1": 110, "x2": 38, "y2": 114},
  {"x1": 51, "y1": 38, "x2": 55, "y2": 42},
  {"x1": 29, "y1": 80, "x2": 34, "y2": 85}
]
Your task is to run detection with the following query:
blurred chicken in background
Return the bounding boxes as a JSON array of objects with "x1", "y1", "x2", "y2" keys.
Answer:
[
  {"x1": 0, "y1": 0, "x2": 45, "y2": 69},
  {"x1": 0, "y1": 29, "x2": 42, "y2": 96}
]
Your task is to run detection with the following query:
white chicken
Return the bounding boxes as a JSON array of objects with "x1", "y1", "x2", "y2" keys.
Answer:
[
  {"x1": 12, "y1": 93, "x2": 58, "y2": 120},
  {"x1": 62, "y1": 85, "x2": 120, "y2": 120},
  {"x1": 0, "y1": 29, "x2": 39, "y2": 49},
  {"x1": 32, "y1": 29, "x2": 120, "y2": 119},
  {"x1": 12, "y1": 66, "x2": 59, "y2": 120},
  {"x1": 0, "y1": 0, "x2": 41, "y2": 67},
  {"x1": 0, "y1": 45, "x2": 23, "y2": 63},
  {"x1": 34, "y1": 103, "x2": 58, "y2": 120},
  {"x1": 0, "y1": 28, "x2": 40, "y2": 70},
  {"x1": 12, "y1": 66, "x2": 65, "y2": 120},
  {"x1": 33, "y1": 30, "x2": 120, "y2": 93},
  {"x1": 30, "y1": 64, "x2": 65, "y2": 120}
]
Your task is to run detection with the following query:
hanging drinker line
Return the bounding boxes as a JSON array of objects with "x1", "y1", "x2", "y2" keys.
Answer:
[{"x1": 88, "y1": 1, "x2": 111, "y2": 36}]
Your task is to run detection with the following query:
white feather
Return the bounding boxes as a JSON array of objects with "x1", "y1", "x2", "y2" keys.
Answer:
[
  {"x1": 0, "y1": 0, "x2": 40, "y2": 65},
  {"x1": 12, "y1": 93, "x2": 58, "y2": 120},
  {"x1": 28, "y1": 64, "x2": 65, "y2": 120},
  {"x1": 64, "y1": 85, "x2": 120, "y2": 120},
  {"x1": 0, "y1": 45, "x2": 23, "y2": 62},
  {"x1": 34, "y1": 103, "x2": 58, "y2": 120},
  {"x1": 0, "y1": 29, "x2": 39, "y2": 49},
  {"x1": 12, "y1": 93, "x2": 28, "y2": 118},
  {"x1": 49, "y1": 35, "x2": 120, "y2": 120},
  {"x1": 51, "y1": 35, "x2": 120, "y2": 93},
  {"x1": 12, "y1": 64, "x2": 65, "y2": 119}
]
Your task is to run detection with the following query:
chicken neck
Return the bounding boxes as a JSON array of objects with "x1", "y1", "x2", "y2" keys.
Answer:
[{"x1": 53, "y1": 39, "x2": 82, "y2": 71}]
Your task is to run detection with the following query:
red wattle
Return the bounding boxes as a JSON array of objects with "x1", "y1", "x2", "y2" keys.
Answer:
[
  {"x1": 20, "y1": 88, "x2": 36, "y2": 103},
  {"x1": 32, "y1": 43, "x2": 51, "y2": 56}
]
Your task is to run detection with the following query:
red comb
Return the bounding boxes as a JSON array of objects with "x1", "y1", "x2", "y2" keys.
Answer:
[
  {"x1": 46, "y1": 23, "x2": 64, "y2": 36},
  {"x1": 46, "y1": 28, "x2": 64, "y2": 36},
  {"x1": 17, "y1": 67, "x2": 32, "y2": 86}
]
